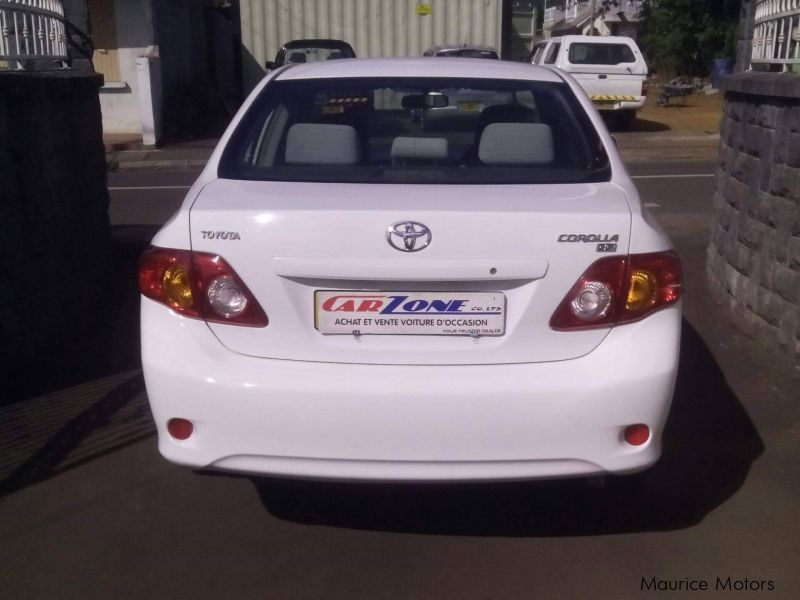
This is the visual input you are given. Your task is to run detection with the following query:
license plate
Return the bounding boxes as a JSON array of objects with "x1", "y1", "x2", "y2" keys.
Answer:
[
  {"x1": 314, "y1": 291, "x2": 506, "y2": 336},
  {"x1": 457, "y1": 101, "x2": 483, "y2": 113}
]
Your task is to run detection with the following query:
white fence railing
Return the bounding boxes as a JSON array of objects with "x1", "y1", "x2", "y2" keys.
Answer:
[
  {"x1": 565, "y1": 1, "x2": 591, "y2": 25},
  {"x1": 752, "y1": 0, "x2": 800, "y2": 70},
  {"x1": 544, "y1": 6, "x2": 561, "y2": 25},
  {"x1": 0, "y1": 0, "x2": 68, "y2": 70}
]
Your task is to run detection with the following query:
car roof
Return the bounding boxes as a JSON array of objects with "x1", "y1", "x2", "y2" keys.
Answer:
[{"x1": 275, "y1": 58, "x2": 562, "y2": 82}]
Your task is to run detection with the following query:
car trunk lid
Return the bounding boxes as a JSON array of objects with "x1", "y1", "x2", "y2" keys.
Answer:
[{"x1": 189, "y1": 179, "x2": 631, "y2": 365}]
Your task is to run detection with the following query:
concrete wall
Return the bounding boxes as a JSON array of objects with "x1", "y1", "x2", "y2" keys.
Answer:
[
  {"x1": 708, "y1": 73, "x2": 800, "y2": 355},
  {"x1": 98, "y1": 0, "x2": 156, "y2": 134},
  {"x1": 0, "y1": 71, "x2": 111, "y2": 367}
]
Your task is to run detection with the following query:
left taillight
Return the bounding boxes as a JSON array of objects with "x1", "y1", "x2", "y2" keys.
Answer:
[
  {"x1": 138, "y1": 247, "x2": 268, "y2": 327},
  {"x1": 550, "y1": 251, "x2": 683, "y2": 331}
]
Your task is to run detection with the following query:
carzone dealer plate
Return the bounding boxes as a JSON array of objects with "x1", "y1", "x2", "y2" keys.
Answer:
[{"x1": 314, "y1": 291, "x2": 506, "y2": 336}]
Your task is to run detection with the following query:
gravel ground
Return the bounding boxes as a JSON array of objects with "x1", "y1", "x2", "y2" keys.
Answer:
[{"x1": 630, "y1": 87, "x2": 724, "y2": 135}]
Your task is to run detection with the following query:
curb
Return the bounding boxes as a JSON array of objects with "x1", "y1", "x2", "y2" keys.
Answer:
[
  {"x1": 104, "y1": 133, "x2": 722, "y2": 171},
  {"x1": 110, "y1": 159, "x2": 209, "y2": 171},
  {"x1": 104, "y1": 141, "x2": 150, "y2": 154}
]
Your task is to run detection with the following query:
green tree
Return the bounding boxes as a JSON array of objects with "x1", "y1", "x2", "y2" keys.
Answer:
[{"x1": 639, "y1": 0, "x2": 741, "y2": 76}]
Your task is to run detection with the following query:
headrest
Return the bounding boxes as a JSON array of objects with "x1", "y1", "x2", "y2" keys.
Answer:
[
  {"x1": 285, "y1": 124, "x2": 361, "y2": 165},
  {"x1": 478, "y1": 123, "x2": 554, "y2": 165}
]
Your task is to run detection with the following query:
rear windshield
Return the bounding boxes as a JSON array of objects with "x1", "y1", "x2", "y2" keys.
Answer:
[
  {"x1": 283, "y1": 45, "x2": 354, "y2": 64},
  {"x1": 568, "y1": 43, "x2": 636, "y2": 65},
  {"x1": 219, "y1": 76, "x2": 610, "y2": 185}
]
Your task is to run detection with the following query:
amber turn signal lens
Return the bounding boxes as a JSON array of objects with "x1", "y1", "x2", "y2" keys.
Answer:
[
  {"x1": 162, "y1": 265, "x2": 194, "y2": 309},
  {"x1": 626, "y1": 269, "x2": 657, "y2": 312}
]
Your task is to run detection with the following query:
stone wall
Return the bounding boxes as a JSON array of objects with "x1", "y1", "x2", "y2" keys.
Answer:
[
  {"x1": 0, "y1": 71, "x2": 111, "y2": 367},
  {"x1": 708, "y1": 72, "x2": 800, "y2": 355}
]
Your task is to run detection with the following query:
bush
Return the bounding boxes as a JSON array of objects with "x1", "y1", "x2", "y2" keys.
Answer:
[{"x1": 639, "y1": 0, "x2": 741, "y2": 77}]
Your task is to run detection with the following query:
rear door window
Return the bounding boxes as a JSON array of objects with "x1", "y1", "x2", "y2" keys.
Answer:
[
  {"x1": 544, "y1": 43, "x2": 560, "y2": 64},
  {"x1": 530, "y1": 42, "x2": 547, "y2": 64}
]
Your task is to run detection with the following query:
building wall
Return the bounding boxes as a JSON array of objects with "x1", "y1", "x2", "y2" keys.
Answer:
[
  {"x1": 238, "y1": 0, "x2": 504, "y2": 92},
  {"x1": 91, "y1": 0, "x2": 229, "y2": 140},
  {"x1": 708, "y1": 73, "x2": 800, "y2": 355},
  {"x1": 153, "y1": 0, "x2": 233, "y2": 140},
  {"x1": 545, "y1": 0, "x2": 642, "y2": 39},
  {"x1": 95, "y1": 0, "x2": 157, "y2": 134},
  {"x1": 154, "y1": 0, "x2": 206, "y2": 89}
]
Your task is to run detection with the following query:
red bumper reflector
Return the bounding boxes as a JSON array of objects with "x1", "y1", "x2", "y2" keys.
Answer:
[
  {"x1": 167, "y1": 418, "x2": 194, "y2": 440},
  {"x1": 624, "y1": 424, "x2": 650, "y2": 446}
]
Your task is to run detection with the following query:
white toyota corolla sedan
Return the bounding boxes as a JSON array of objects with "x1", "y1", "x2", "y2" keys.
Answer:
[{"x1": 139, "y1": 58, "x2": 682, "y2": 482}]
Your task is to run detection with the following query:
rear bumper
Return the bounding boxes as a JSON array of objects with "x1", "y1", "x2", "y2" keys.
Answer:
[
  {"x1": 142, "y1": 299, "x2": 681, "y2": 482},
  {"x1": 594, "y1": 98, "x2": 646, "y2": 112}
]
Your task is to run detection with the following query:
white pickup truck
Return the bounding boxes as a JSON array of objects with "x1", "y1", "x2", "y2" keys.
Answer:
[{"x1": 529, "y1": 35, "x2": 648, "y2": 127}]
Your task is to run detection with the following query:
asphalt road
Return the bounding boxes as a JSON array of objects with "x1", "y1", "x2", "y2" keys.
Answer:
[{"x1": 2, "y1": 162, "x2": 799, "y2": 600}]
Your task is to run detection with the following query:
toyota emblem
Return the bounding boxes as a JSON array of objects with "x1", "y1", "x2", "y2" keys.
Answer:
[{"x1": 386, "y1": 222, "x2": 432, "y2": 252}]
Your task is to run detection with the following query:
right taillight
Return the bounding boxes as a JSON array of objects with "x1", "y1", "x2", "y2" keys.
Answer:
[
  {"x1": 139, "y1": 247, "x2": 268, "y2": 327},
  {"x1": 550, "y1": 251, "x2": 683, "y2": 331}
]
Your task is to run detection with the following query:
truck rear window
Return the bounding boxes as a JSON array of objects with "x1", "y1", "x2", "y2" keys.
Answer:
[
  {"x1": 219, "y1": 77, "x2": 610, "y2": 185},
  {"x1": 568, "y1": 43, "x2": 636, "y2": 65}
]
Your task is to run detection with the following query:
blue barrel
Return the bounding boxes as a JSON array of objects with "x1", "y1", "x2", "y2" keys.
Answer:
[{"x1": 712, "y1": 58, "x2": 734, "y2": 89}]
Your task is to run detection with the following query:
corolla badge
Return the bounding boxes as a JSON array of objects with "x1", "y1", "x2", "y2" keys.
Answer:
[{"x1": 387, "y1": 222, "x2": 432, "y2": 252}]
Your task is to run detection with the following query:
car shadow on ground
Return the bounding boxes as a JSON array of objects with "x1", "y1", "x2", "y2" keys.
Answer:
[
  {"x1": 0, "y1": 226, "x2": 158, "y2": 497},
  {"x1": 250, "y1": 319, "x2": 764, "y2": 536},
  {"x1": 605, "y1": 116, "x2": 670, "y2": 133}
]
